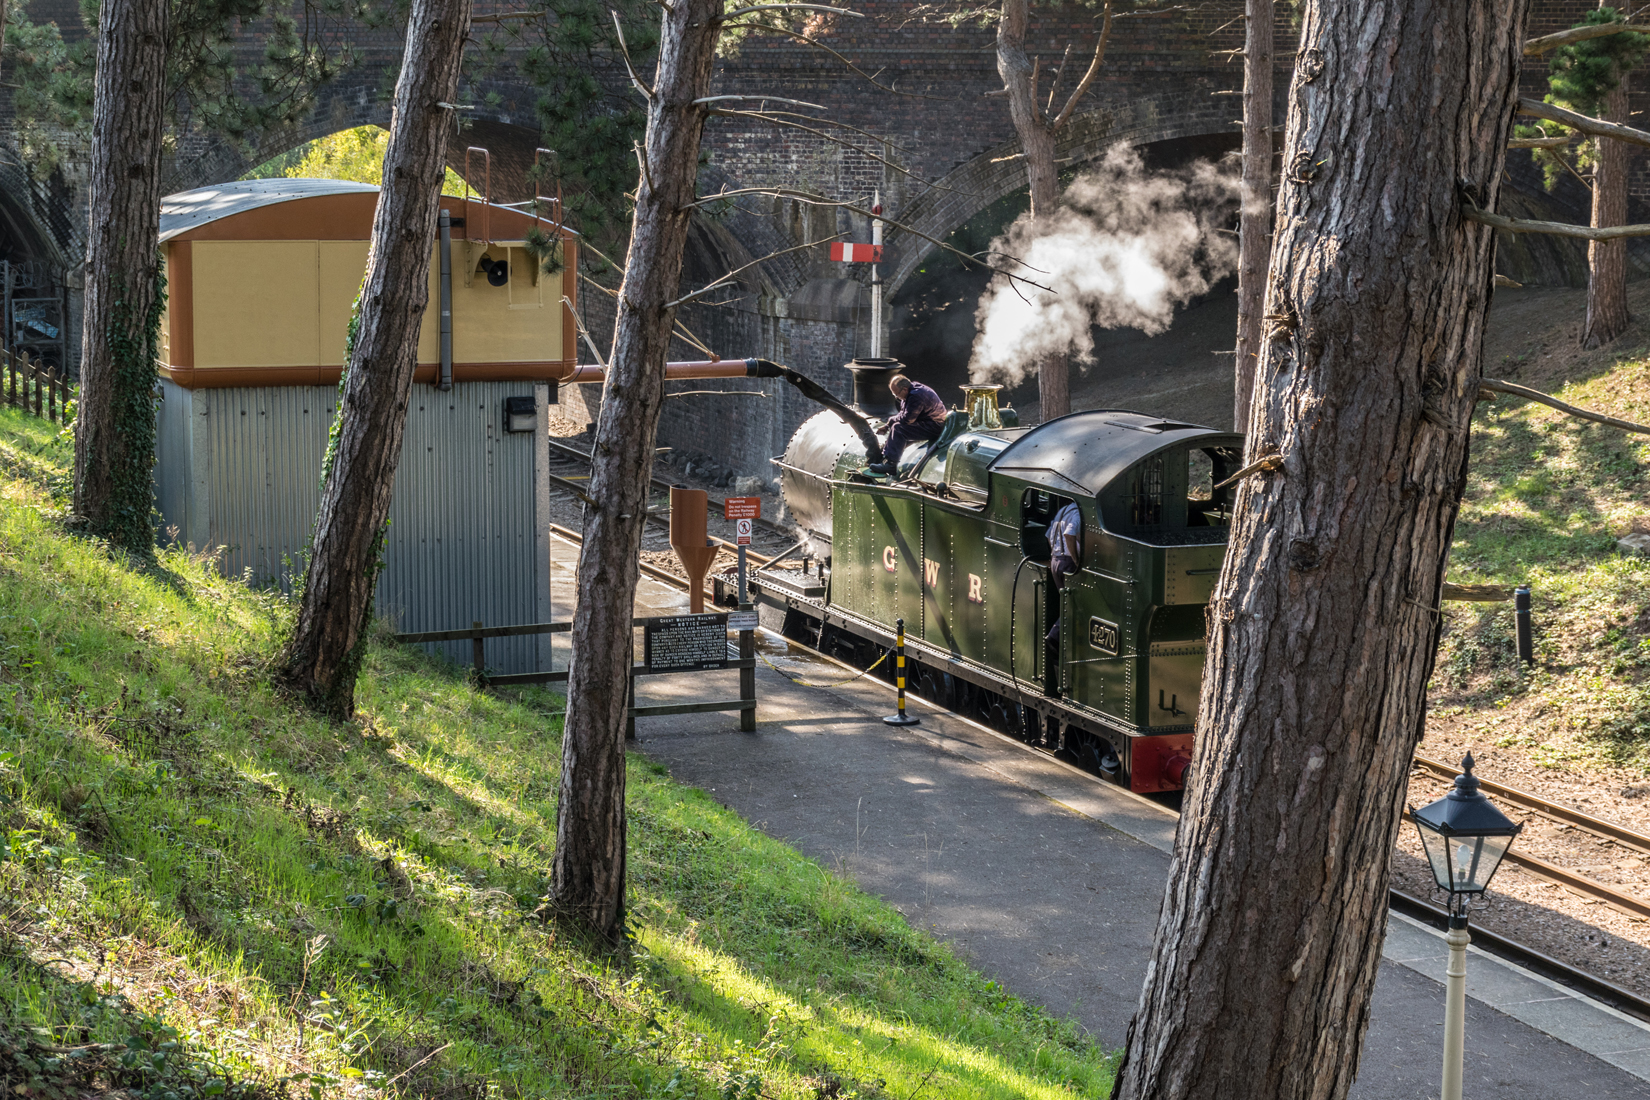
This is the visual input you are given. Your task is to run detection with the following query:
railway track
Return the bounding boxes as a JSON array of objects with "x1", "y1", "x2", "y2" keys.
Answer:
[
  {"x1": 542, "y1": 517, "x2": 1650, "y2": 1025},
  {"x1": 544, "y1": 436, "x2": 799, "y2": 550},
  {"x1": 1410, "y1": 754, "x2": 1650, "y2": 921}
]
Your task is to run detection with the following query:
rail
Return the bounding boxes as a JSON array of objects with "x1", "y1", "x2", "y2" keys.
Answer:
[
  {"x1": 2, "y1": 348, "x2": 72, "y2": 424},
  {"x1": 1411, "y1": 754, "x2": 1650, "y2": 919},
  {"x1": 545, "y1": 435, "x2": 797, "y2": 542},
  {"x1": 542, "y1": 520, "x2": 1650, "y2": 1022}
]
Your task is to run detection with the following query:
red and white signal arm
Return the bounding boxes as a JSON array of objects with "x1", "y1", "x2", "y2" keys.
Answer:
[
  {"x1": 735, "y1": 518, "x2": 753, "y2": 546},
  {"x1": 830, "y1": 242, "x2": 883, "y2": 263}
]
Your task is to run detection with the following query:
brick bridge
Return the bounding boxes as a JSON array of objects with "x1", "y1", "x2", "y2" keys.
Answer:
[{"x1": 0, "y1": 0, "x2": 1628, "y2": 475}]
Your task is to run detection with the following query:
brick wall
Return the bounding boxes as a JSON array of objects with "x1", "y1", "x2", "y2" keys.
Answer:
[{"x1": 2, "y1": 0, "x2": 1643, "y2": 449}]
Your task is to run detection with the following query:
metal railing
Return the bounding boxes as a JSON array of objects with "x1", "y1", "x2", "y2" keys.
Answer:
[{"x1": 393, "y1": 615, "x2": 757, "y2": 736}]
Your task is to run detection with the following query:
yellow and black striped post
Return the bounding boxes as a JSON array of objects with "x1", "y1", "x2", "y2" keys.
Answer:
[{"x1": 883, "y1": 617, "x2": 920, "y2": 726}]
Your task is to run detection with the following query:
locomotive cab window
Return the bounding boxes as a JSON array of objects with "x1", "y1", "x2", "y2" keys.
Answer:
[
  {"x1": 1019, "y1": 488, "x2": 1079, "y2": 562},
  {"x1": 1099, "y1": 444, "x2": 1241, "y2": 544}
]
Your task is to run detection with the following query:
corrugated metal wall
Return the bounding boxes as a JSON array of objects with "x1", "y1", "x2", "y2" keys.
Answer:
[{"x1": 154, "y1": 380, "x2": 548, "y2": 674}]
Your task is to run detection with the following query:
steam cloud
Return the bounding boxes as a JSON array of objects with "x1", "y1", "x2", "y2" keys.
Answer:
[{"x1": 968, "y1": 143, "x2": 1242, "y2": 387}]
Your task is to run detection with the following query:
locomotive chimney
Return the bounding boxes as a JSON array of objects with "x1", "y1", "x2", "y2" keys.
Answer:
[
  {"x1": 961, "y1": 384, "x2": 1004, "y2": 430},
  {"x1": 845, "y1": 357, "x2": 903, "y2": 418}
]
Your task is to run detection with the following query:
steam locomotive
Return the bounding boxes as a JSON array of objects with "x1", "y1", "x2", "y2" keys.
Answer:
[{"x1": 740, "y1": 358, "x2": 1243, "y2": 794}]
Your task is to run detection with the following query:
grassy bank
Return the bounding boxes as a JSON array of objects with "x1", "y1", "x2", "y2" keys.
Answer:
[
  {"x1": 0, "y1": 406, "x2": 1110, "y2": 1099},
  {"x1": 1435, "y1": 348, "x2": 1650, "y2": 773}
]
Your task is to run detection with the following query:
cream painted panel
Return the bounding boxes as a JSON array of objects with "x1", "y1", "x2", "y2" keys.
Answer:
[
  {"x1": 192, "y1": 241, "x2": 320, "y2": 368},
  {"x1": 317, "y1": 241, "x2": 371, "y2": 367},
  {"x1": 450, "y1": 240, "x2": 562, "y2": 363}
]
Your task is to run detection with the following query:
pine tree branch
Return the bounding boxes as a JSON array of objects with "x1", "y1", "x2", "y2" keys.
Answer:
[
  {"x1": 1508, "y1": 134, "x2": 1576, "y2": 149},
  {"x1": 1479, "y1": 378, "x2": 1650, "y2": 435},
  {"x1": 1050, "y1": 0, "x2": 1113, "y2": 131},
  {"x1": 737, "y1": 22, "x2": 949, "y2": 99},
  {"x1": 1462, "y1": 205, "x2": 1650, "y2": 240},
  {"x1": 707, "y1": 107, "x2": 962, "y2": 193},
  {"x1": 1524, "y1": 23, "x2": 1650, "y2": 56},
  {"x1": 1518, "y1": 97, "x2": 1650, "y2": 149},
  {"x1": 665, "y1": 235, "x2": 844, "y2": 309},
  {"x1": 613, "y1": 11, "x2": 654, "y2": 100}
]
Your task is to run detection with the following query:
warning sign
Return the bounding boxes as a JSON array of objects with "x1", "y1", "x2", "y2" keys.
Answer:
[
  {"x1": 735, "y1": 518, "x2": 753, "y2": 546},
  {"x1": 724, "y1": 496, "x2": 761, "y2": 520}
]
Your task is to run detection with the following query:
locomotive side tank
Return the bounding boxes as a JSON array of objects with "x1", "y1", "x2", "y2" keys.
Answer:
[{"x1": 764, "y1": 371, "x2": 1241, "y2": 793}]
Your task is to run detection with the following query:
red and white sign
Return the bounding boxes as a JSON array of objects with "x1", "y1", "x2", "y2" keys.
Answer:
[
  {"x1": 829, "y1": 242, "x2": 884, "y2": 263},
  {"x1": 724, "y1": 496, "x2": 761, "y2": 520},
  {"x1": 735, "y1": 518, "x2": 753, "y2": 546}
]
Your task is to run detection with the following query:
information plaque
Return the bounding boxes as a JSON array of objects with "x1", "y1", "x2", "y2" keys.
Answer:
[{"x1": 643, "y1": 613, "x2": 730, "y2": 671}]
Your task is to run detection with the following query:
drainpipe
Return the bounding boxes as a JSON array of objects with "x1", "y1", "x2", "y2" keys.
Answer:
[{"x1": 438, "y1": 209, "x2": 453, "y2": 391}]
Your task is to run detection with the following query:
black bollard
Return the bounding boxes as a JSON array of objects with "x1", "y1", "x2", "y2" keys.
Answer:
[{"x1": 1514, "y1": 585, "x2": 1533, "y2": 664}]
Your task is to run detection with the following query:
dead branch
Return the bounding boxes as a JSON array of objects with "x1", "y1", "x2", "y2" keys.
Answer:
[
  {"x1": 664, "y1": 235, "x2": 844, "y2": 309},
  {"x1": 1508, "y1": 134, "x2": 1576, "y2": 149},
  {"x1": 1441, "y1": 582, "x2": 1514, "y2": 602},
  {"x1": 1524, "y1": 22, "x2": 1650, "y2": 55},
  {"x1": 744, "y1": 22, "x2": 950, "y2": 99},
  {"x1": 680, "y1": 185, "x2": 854, "y2": 209},
  {"x1": 720, "y1": 3, "x2": 863, "y2": 19},
  {"x1": 1051, "y1": 0, "x2": 1114, "y2": 130},
  {"x1": 708, "y1": 108, "x2": 957, "y2": 193},
  {"x1": 1518, "y1": 97, "x2": 1650, "y2": 149},
  {"x1": 613, "y1": 12, "x2": 654, "y2": 100},
  {"x1": 694, "y1": 94, "x2": 825, "y2": 109},
  {"x1": 472, "y1": 10, "x2": 544, "y2": 22},
  {"x1": 1045, "y1": 43, "x2": 1073, "y2": 116},
  {"x1": 1462, "y1": 205, "x2": 1650, "y2": 240},
  {"x1": 1211, "y1": 452, "x2": 1283, "y2": 490},
  {"x1": 1479, "y1": 377, "x2": 1650, "y2": 435}
]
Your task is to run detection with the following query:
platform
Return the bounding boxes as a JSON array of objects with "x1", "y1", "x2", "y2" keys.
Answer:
[{"x1": 544, "y1": 535, "x2": 1650, "y2": 1094}]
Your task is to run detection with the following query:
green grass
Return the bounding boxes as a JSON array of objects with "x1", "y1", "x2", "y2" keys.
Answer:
[
  {"x1": 0, "y1": 405, "x2": 1111, "y2": 1099},
  {"x1": 1434, "y1": 356, "x2": 1650, "y2": 772}
]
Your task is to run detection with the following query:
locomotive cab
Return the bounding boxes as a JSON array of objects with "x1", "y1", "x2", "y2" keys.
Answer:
[{"x1": 769, "y1": 377, "x2": 1242, "y2": 795}]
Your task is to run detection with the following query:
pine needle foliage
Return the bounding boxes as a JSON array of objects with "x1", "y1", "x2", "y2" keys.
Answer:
[{"x1": 1524, "y1": 8, "x2": 1650, "y2": 193}]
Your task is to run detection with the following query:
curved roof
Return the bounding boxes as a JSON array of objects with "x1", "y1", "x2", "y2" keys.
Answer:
[
  {"x1": 989, "y1": 409, "x2": 1240, "y2": 495},
  {"x1": 159, "y1": 179, "x2": 379, "y2": 243}
]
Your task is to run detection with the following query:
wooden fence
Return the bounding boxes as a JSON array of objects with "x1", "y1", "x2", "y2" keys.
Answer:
[{"x1": 2, "y1": 348, "x2": 73, "y2": 424}]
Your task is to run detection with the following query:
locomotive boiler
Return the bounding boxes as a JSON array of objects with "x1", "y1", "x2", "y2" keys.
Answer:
[{"x1": 749, "y1": 358, "x2": 1244, "y2": 794}]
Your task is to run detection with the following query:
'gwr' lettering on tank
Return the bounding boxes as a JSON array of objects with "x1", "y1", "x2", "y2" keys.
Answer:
[
  {"x1": 967, "y1": 573, "x2": 983, "y2": 603},
  {"x1": 924, "y1": 558, "x2": 940, "y2": 586},
  {"x1": 882, "y1": 546, "x2": 896, "y2": 572}
]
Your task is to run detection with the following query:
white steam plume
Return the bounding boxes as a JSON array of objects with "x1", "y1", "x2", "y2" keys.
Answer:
[{"x1": 968, "y1": 143, "x2": 1241, "y2": 387}]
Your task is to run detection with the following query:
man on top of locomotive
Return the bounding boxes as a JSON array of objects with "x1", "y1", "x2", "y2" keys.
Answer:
[{"x1": 865, "y1": 374, "x2": 948, "y2": 475}]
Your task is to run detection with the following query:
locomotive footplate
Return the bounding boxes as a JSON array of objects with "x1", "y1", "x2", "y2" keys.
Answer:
[{"x1": 753, "y1": 583, "x2": 1193, "y2": 794}]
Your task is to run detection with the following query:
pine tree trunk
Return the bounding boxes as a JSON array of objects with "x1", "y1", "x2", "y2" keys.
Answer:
[
  {"x1": 1233, "y1": 0, "x2": 1273, "y2": 435},
  {"x1": 1111, "y1": 1, "x2": 1530, "y2": 1098},
  {"x1": 550, "y1": 0, "x2": 724, "y2": 941},
  {"x1": 276, "y1": 0, "x2": 471, "y2": 718},
  {"x1": 1582, "y1": 74, "x2": 1629, "y2": 350},
  {"x1": 73, "y1": 0, "x2": 167, "y2": 554},
  {"x1": 997, "y1": 0, "x2": 1069, "y2": 421}
]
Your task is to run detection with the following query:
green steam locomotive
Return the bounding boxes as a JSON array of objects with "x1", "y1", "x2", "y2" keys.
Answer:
[{"x1": 749, "y1": 359, "x2": 1243, "y2": 794}]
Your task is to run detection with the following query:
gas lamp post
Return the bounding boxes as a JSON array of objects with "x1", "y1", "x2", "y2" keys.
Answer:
[{"x1": 1408, "y1": 752, "x2": 1523, "y2": 1100}]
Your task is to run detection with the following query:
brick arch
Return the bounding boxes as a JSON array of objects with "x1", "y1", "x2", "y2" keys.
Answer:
[
  {"x1": 883, "y1": 92, "x2": 1242, "y2": 299},
  {"x1": 163, "y1": 77, "x2": 551, "y2": 196}
]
